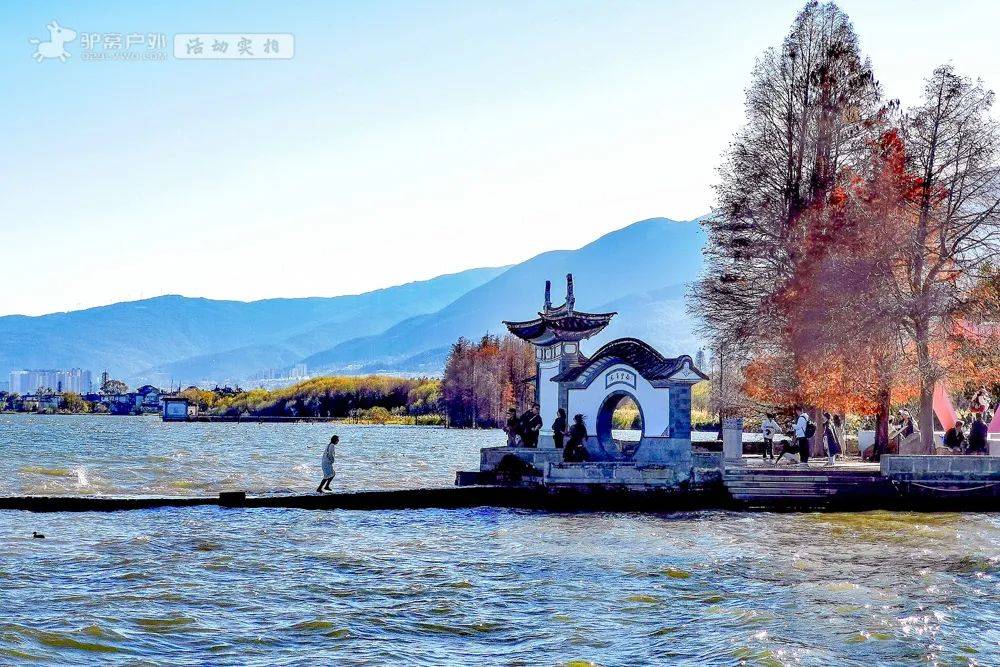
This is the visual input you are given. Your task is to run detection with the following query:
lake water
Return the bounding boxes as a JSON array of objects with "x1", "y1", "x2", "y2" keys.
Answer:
[{"x1": 1, "y1": 414, "x2": 999, "y2": 665}]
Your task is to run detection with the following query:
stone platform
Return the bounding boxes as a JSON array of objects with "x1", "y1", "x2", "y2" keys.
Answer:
[
  {"x1": 6, "y1": 455, "x2": 999, "y2": 514},
  {"x1": 0, "y1": 488, "x2": 539, "y2": 513},
  {"x1": 723, "y1": 455, "x2": 1000, "y2": 511}
]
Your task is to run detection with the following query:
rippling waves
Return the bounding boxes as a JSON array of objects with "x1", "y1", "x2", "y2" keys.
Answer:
[
  {"x1": 1, "y1": 415, "x2": 999, "y2": 665},
  {"x1": 0, "y1": 414, "x2": 494, "y2": 496}
]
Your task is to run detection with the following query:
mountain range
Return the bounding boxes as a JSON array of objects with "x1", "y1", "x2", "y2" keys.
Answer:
[{"x1": 0, "y1": 217, "x2": 706, "y2": 388}]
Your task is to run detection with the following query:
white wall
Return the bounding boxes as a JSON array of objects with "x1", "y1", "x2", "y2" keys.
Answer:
[
  {"x1": 566, "y1": 363, "x2": 670, "y2": 437},
  {"x1": 537, "y1": 358, "x2": 561, "y2": 442}
]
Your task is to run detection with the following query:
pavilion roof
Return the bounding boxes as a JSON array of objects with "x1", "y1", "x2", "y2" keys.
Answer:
[
  {"x1": 504, "y1": 311, "x2": 616, "y2": 344},
  {"x1": 551, "y1": 337, "x2": 708, "y2": 383}
]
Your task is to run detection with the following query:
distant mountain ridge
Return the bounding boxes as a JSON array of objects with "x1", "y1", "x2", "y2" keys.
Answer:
[
  {"x1": 0, "y1": 267, "x2": 506, "y2": 387},
  {"x1": 304, "y1": 217, "x2": 705, "y2": 372},
  {"x1": 0, "y1": 217, "x2": 707, "y2": 387}
]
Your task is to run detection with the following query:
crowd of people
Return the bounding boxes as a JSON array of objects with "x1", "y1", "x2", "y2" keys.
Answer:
[
  {"x1": 943, "y1": 413, "x2": 992, "y2": 455},
  {"x1": 758, "y1": 386, "x2": 995, "y2": 466},
  {"x1": 761, "y1": 410, "x2": 841, "y2": 466},
  {"x1": 504, "y1": 403, "x2": 590, "y2": 462}
]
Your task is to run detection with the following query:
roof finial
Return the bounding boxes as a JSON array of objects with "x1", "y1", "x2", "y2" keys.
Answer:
[
  {"x1": 566, "y1": 273, "x2": 575, "y2": 312},
  {"x1": 544, "y1": 280, "x2": 552, "y2": 311}
]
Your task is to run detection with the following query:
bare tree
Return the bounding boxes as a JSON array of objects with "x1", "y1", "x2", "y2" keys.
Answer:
[{"x1": 900, "y1": 65, "x2": 1000, "y2": 450}]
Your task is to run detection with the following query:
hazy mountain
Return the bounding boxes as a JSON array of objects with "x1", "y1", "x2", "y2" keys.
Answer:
[
  {"x1": 586, "y1": 284, "x2": 700, "y2": 357},
  {"x1": 305, "y1": 217, "x2": 705, "y2": 372},
  {"x1": 0, "y1": 266, "x2": 506, "y2": 386},
  {"x1": 1, "y1": 217, "x2": 708, "y2": 386}
]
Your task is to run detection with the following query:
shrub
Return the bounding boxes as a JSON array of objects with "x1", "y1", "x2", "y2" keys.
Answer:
[
  {"x1": 365, "y1": 406, "x2": 391, "y2": 424},
  {"x1": 415, "y1": 414, "x2": 446, "y2": 426}
]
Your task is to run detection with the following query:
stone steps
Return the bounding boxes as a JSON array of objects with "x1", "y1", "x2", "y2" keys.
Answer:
[
  {"x1": 725, "y1": 482, "x2": 879, "y2": 492},
  {"x1": 723, "y1": 466, "x2": 894, "y2": 508},
  {"x1": 725, "y1": 474, "x2": 882, "y2": 484}
]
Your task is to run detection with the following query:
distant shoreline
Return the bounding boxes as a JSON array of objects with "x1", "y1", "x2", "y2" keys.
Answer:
[{"x1": 0, "y1": 411, "x2": 463, "y2": 427}]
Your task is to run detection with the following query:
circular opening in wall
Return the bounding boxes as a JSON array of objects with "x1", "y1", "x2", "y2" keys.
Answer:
[{"x1": 596, "y1": 391, "x2": 644, "y2": 457}]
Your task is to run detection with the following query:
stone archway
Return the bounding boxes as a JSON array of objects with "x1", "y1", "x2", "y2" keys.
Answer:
[{"x1": 595, "y1": 390, "x2": 645, "y2": 459}]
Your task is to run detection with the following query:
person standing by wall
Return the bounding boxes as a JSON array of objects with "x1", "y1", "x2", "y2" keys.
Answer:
[
  {"x1": 890, "y1": 409, "x2": 920, "y2": 453},
  {"x1": 822, "y1": 412, "x2": 841, "y2": 467},
  {"x1": 520, "y1": 403, "x2": 542, "y2": 448},
  {"x1": 969, "y1": 414, "x2": 989, "y2": 455},
  {"x1": 504, "y1": 407, "x2": 521, "y2": 447},
  {"x1": 316, "y1": 435, "x2": 338, "y2": 493},
  {"x1": 564, "y1": 414, "x2": 588, "y2": 462},
  {"x1": 970, "y1": 388, "x2": 992, "y2": 423},
  {"x1": 794, "y1": 409, "x2": 812, "y2": 464},
  {"x1": 551, "y1": 408, "x2": 567, "y2": 449},
  {"x1": 832, "y1": 414, "x2": 846, "y2": 455},
  {"x1": 761, "y1": 412, "x2": 780, "y2": 461}
]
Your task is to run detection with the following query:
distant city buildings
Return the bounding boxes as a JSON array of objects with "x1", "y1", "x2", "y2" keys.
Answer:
[
  {"x1": 1, "y1": 370, "x2": 174, "y2": 415},
  {"x1": 8, "y1": 368, "x2": 92, "y2": 394},
  {"x1": 247, "y1": 363, "x2": 311, "y2": 390}
]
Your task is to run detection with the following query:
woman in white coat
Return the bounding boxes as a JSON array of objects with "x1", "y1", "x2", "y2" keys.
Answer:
[{"x1": 317, "y1": 435, "x2": 338, "y2": 493}]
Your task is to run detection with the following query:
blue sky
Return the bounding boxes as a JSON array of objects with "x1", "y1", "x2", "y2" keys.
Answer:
[{"x1": 2, "y1": 0, "x2": 999, "y2": 316}]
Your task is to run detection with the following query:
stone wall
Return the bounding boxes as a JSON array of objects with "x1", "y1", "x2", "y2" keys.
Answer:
[
  {"x1": 632, "y1": 436, "x2": 692, "y2": 466},
  {"x1": 480, "y1": 446, "x2": 563, "y2": 473},
  {"x1": 881, "y1": 455, "x2": 1000, "y2": 480},
  {"x1": 669, "y1": 383, "x2": 692, "y2": 441},
  {"x1": 544, "y1": 461, "x2": 690, "y2": 489}
]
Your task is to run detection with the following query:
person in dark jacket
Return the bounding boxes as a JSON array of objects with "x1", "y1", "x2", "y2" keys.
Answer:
[
  {"x1": 551, "y1": 408, "x2": 567, "y2": 449},
  {"x1": 520, "y1": 403, "x2": 542, "y2": 448},
  {"x1": 564, "y1": 414, "x2": 588, "y2": 462},
  {"x1": 504, "y1": 407, "x2": 521, "y2": 447},
  {"x1": 968, "y1": 414, "x2": 989, "y2": 454},
  {"x1": 943, "y1": 420, "x2": 966, "y2": 453},
  {"x1": 822, "y1": 412, "x2": 841, "y2": 467},
  {"x1": 794, "y1": 410, "x2": 811, "y2": 464}
]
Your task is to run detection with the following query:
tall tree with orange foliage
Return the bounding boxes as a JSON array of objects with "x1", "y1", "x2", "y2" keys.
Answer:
[
  {"x1": 774, "y1": 129, "x2": 921, "y2": 453},
  {"x1": 441, "y1": 335, "x2": 534, "y2": 428},
  {"x1": 695, "y1": 2, "x2": 1000, "y2": 448},
  {"x1": 692, "y1": 2, "x2": 883, "y2": 437}
]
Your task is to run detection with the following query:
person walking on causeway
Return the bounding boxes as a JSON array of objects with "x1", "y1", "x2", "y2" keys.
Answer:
[{"x1": 317, "y1": 435, "x2": 338, "y2": 493}]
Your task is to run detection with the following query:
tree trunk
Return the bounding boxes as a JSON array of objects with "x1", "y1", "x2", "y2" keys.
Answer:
[
  {"x1": 914, "y1": 320, "x2": 937, "y2": 453},
  {"x1": 875, "y1": 387, "x2": 891, "y2": 461},
  {"x1": 810, "y1": 407, "x2": 824, "y2": 458},
  {"x1": 917, "y1": 381, "x2": 936, "y2": 454}
]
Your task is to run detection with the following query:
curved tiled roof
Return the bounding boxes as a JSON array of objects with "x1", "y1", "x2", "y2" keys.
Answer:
[
  {"x1": 551, "y1": 337, "x2": 707, "y2": 384},
  {"x1": 503, "y1": 311, "x2": 616, "y2": 344}
]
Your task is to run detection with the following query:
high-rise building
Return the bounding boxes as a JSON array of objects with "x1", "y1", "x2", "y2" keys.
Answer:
[{"x1": 8, "y1": 369, "x2": 93, "y2": 394}]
